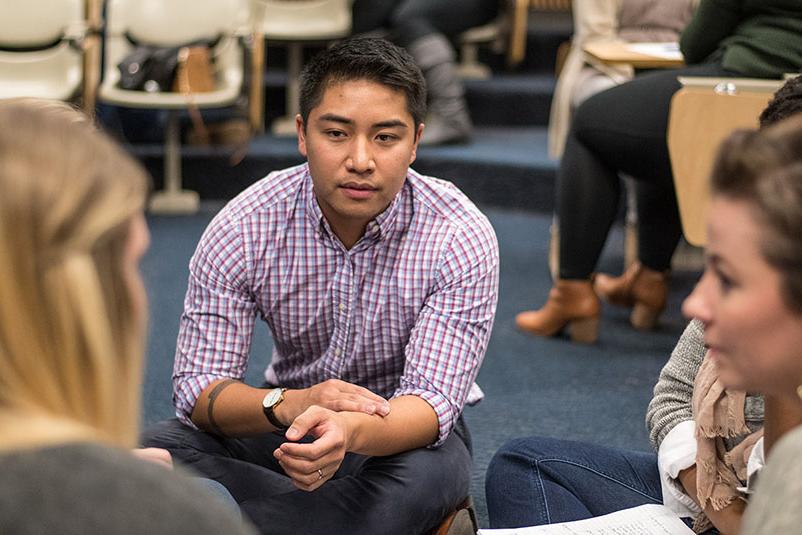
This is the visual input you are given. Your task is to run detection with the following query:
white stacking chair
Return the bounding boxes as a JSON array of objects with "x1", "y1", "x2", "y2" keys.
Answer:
[
  {"x1": 252, "y1": 0, "x2": 352, "y2": 135},
  {"x1": 0, "y1": 0, "x2": 99, "y2": 113},
  {"x1": 98, "y1": 0, "x2": 253, "y2": 214}
]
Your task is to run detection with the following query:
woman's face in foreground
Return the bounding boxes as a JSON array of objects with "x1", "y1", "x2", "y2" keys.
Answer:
[{"x1": 683, "y1": 197, "x2": 802, "y2": 398}]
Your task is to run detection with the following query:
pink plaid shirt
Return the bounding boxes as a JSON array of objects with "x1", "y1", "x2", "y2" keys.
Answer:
[{"x1": 173, "y1": 163, "x2": 498, "y2": 445}]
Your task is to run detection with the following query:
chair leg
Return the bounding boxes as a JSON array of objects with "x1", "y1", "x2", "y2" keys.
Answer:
[
  {"x1": 432, "y1": 497, "x2": 477, "y2": 535},
  {"x1": 624, "y1": 176, "x2": 638, "y2": 269},
  {"x1": 457, "y1": 41, "x2": 491, "y2": 80},
  {"x1": 271, "y1": 42, "x2": 302, "y2": 136},
  {"x1": 548, "y1": 216, "x2": 559, "y2": 282},
  {"x1": 149, "y1": 110, "x2": 200, "y2": 215}
]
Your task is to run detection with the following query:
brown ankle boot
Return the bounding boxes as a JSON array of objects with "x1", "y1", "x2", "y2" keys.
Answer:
[
  {"x1": 515, "y1": 279, "x2": 600, "y2": 344},
  {"x1": 593, "y1": 261, "x2": 668, "y2": 330}
]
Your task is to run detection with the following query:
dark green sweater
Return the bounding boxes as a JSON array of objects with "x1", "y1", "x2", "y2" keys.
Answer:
[{"x1": 680, "y1": 0, "x2": 802, "y2": 78}]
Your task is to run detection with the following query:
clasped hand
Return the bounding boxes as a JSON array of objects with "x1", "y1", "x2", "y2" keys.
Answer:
[
  {"x1": 274, "y1": 380, "x2": 391, "y2": 491},
  {"x1": 294, "y1": 379, "x2": 390, "y2": 419}
]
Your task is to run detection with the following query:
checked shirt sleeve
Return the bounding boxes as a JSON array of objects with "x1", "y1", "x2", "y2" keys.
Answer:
[
  {"x1": 172, "y1": 212, "x2": 258, "y2": 426},
  {"x1": 394, "y1": 219, "x2": 499, "y2": 447}
]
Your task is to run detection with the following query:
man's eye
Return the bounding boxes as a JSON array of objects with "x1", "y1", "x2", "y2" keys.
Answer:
[
  {"x1": 376, "y1": 134, "x2": 397, "y2": 142},
  {"x1": 326, "y1": 130, "x2": 346, "y2": 138}
]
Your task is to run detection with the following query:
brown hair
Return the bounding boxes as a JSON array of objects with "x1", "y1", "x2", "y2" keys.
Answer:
[{"x1": 710, "y1": 115, "x2": 802, "y2": 312}]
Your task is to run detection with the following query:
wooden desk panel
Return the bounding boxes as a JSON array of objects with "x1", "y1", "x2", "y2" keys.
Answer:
[{"x1": 583, "y1": 41, "x2": 684, "y2": 69}]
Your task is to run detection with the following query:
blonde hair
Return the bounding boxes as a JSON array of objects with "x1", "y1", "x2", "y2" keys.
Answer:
[{"x1": 0, "y1": 99, "x2": 148, "y2": 451}]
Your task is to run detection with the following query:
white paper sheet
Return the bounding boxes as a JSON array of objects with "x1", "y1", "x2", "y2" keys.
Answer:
[
  {"x1": 478, "y1": 504, "x2": 694, "y2": 535},
  {"x1": 624, "y1": 42, "x2": 683, "y2": 61}
]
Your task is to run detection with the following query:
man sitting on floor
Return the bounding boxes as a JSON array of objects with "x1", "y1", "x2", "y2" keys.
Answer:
[{"x1": 144, "y1": 37, "x2": 499, "y2": 535}]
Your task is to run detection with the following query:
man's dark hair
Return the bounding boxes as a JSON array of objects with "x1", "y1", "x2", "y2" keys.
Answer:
[
  {"x1": 760, "y1": 73, "x2": 802, "y2": 128},
  {"x1": 298, "y1": 38, "x2": 427, "y2": 130}
]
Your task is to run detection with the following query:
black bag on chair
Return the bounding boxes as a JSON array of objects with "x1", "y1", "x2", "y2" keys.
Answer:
[
  {"x1": 117, "y1": 44, "x2": 182, "y2": 92},
  {"x1": 116, "y1": 35, "x2": 219, "y2": 93}
]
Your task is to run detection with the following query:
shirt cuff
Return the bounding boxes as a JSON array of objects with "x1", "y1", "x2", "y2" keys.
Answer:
[
  {"x1": 392, "y1": 387, "x2": 454, "y2": 448},
  {"x1": 174, "y1": 373, "x2": 223, "y2": 428},
  {"x1": 741, "y1": 436, "x2": 764, "y2": 495},
  {"x1": 657, "y1": 420, "x2": 702, "y2": 517}
]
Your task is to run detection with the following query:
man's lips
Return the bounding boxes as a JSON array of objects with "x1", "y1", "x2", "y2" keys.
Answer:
[
  {"x1": 340, "y1": 182, "x2": 377, "y2": 199},
  {"x1": 340, "y1": 181, "x2": 377, "y2": 190}
]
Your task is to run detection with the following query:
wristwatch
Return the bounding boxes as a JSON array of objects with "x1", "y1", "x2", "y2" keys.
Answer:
[{"x1": 262, "y1": 387, "x2": 288, "y2": 431}]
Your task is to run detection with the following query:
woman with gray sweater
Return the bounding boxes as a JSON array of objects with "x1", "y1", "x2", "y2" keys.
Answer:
[
  {"x1": 486, "y1": 76, "x2": 802, "y2": 534},
  {"x1": 485, "y1": 319, "x2": 763, "y2": 533}
]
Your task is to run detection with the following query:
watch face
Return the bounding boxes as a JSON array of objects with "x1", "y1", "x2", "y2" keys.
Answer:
[{"x1": 263, "y1": 388, "x2": 283, "y2": 408}]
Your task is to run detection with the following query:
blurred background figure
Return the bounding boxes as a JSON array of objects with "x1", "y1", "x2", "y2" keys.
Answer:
[
  {"x1": 549, "y1": 0, "x2": 697, "y2": 159},
  {"x1": 516, "y1": 0, "x2": 802, "y2": 344},
  {"x1": 352, "y1": 0, "x2": 500, "y2": 145}
]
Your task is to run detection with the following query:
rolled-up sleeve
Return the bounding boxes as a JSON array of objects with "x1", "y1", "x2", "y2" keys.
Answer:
[
  {"x1": 173, "y1": 212, "x2": 257, "y2": 425},
  {"x1": 394, "y1": 221, "x2": 499, "y2": 447}
]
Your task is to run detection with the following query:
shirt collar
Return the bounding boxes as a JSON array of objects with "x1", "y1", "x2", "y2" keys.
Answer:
[{"x1": 303, "y1": 167, "x2": 407, "y2": 245}]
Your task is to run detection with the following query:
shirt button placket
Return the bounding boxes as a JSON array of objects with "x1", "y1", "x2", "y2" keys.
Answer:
[{"x1": 335, "y1": 256, "x2": 354, "y2": 376}]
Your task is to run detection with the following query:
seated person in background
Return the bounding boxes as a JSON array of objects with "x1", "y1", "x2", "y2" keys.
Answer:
[
  {"x1": 143, "y1": 38, "x2": 499, "y2": 535},
  {"x1": 681, "y1": 114, "x2": 802, "y2": 534},
  {"x1": 546, "y1": 0, "x2": 697, "y2": 278},
  {"x1": 485, "y1": 75, "x2": 802, "y2": 535},
  {"x1": 0, "y1": 99, "x2": 255, "y2": 535},
  {"x1": 351, "y1": 0, "x2": 499, "y2": 145},
  {"x1": 549, "y1": 0, "x2": 697, "y2": 159},
  {"x1": 516, "y1": 0, "x2": 802, "y2": 343}
]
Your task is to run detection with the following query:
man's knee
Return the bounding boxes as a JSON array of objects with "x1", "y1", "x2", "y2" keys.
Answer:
[{"x1": 359, "y1": 438, "x2": 472, "y2": 531}]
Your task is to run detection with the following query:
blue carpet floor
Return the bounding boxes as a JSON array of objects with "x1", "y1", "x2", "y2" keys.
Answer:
[{"x1": 140, "y1": 200, "x2": 700, "y2": 529}]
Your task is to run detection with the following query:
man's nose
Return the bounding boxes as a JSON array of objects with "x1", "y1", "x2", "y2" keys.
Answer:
[{"x1": 347, "y1": 137, "x2": 375, "y2": 173}]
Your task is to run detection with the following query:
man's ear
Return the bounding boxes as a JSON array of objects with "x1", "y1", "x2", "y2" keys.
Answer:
[
  {"x1": 296, "y1": 115, "x2": 307, "y2": 157},
  {"x1": 409, "y1": 123, "x2": 425, "y2": 164}
]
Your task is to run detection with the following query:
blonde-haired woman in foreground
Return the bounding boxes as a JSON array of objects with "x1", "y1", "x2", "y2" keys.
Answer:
[{"x1": 0, "y1": 99, "x2": 255, "y2": 535}]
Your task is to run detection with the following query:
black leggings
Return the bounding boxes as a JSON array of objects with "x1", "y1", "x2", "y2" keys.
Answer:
[
  {"x1": 558, "y1": 62, "x2": 738, "y2": 279},
  {"x1": 352, "y1": 0, "x2": 499, "y2": 47}
]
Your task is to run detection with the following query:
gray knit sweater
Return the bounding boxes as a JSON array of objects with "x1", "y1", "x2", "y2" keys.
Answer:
[
  {"x1": 0, "y1": 442, "x2": 257, "y2": 535},
  {"x1": 645, "y1": 319, "x2": 764, "y2": 451}
]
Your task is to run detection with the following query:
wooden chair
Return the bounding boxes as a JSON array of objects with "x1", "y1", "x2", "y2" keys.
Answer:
[
  {"x1": 667, "y1": 77, "x2": 782, "y2": 246},
  {"x1": 458, "y1": 0, "x2": 533, "y2": 80},
  {"x1": 529, "y1": 0, "x2": 572, "y2": 9}
]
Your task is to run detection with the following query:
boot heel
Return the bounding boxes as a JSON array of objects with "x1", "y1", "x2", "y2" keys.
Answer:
[
  {"x1": 569, "y1": 317, "x2": 599, "y2": 344},
  {"x1": 631, "y1": 303, "x2": 661, "y2": 330}
]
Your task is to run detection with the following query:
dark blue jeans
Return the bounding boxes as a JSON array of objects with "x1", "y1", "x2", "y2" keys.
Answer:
[
  {"x1": 143, "y1": 417, "x2": 473, "y2": 535},
  {"x1": 484, "y1": 436, "x2": 662, "y2": 528}
]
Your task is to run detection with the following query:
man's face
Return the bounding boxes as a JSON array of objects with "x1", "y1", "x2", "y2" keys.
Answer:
[{"x1": 297, "y1": 79, "x2": 423, "y2": 246}]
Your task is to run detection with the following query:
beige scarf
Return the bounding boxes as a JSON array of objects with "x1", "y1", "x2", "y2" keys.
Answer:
[{"x1": 691, "y1": 352, "x2": 763, "y2": 532}]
